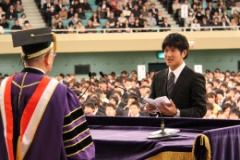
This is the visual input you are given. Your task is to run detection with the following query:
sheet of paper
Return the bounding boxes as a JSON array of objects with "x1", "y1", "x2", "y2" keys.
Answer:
[{"x1": 143, "y1": 96, "x2": 170, "y2": 106}]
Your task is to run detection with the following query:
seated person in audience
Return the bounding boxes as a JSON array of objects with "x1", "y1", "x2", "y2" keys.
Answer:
[
  {"x1": 15, "y1": 0, "x2": 24, "y2": 13},
  {"x1": 118, "y1": 13, "x2": 127, "y2": 26},
  {"x1": 145, "y1": 11, "x2": 157, "y2": 27},
  {"x1": 90, "y1": 12, "x2": 100, "y2": 27},
  {"x1": 75, "y1": 20, "x2": 86, "y2": 33},
  {"x1": 105, "y1": 103, "x2": 117, "y2": 117},
  {"x1": 0, "y1": 14, "x2": 9, "y2": 29},
  {"x1": 81, "y1": 0, "x2": 92, "y2": 11},
  {"x1": 207, "y1": 92, "x2": 221, "y2": 115},
  {"x1": 219, "y1": 102, "x2": 233, "y2": 119},
  {"x1": 78, "y1": 7, "x2": 86, "y2": 19},
  {"x1": 84, "y1": 101, "x2": 97, "y2": 116},
  {"x1": 131, "y1": 4, "x2": 140, "y2": 17},
  {"x1": 219, "y1": 16, "x2": 229, "y2": 29},
  {"x1": 211, "y1": 17, "x2": 221, "y2": 30},
  {"x1": 128, "y1": 13, "x2": 135, "y2": 27},
  {"x1": 109, "y1": 95, "x2": 119, "y2": 107},
  {"x1": 217, "y1": 111, "x2": 228, "y2": 119},
  {"x1": 148, "y1": 2, "x2": 158, "y2": 17},
  {"x1": 229, "y1": 108, "x2": 240, "y2": 120},
  {"x1": 190, "y1": 18, "x2": 201, "y2": 31},
  {"x1": 160, "y1": 17, "x2": 171, "y2": 31},
  {"x1": 204, "y1": 103, "x2": 217, "y2": 119},
  {"x1": 52, "y1": 13, "x2": 62, "y2": 29},
  {"x1": 0, "y1": 6, "x2": 6, "y2": 18},
  {"x1": 215, "y1": 89, "x2": 225, "y2": 106},
  {"x1": 126, "y1": 101, "x2": 143, "y2": 117},
  {"x1": 200, "y1": 16, "x2": 210, "y2": 31},
  {"x1": 139, "y1": 85, "x2": 151, "y2": 99},
  {"x1": 107, "y1": 11, "x2": 117, "y2": 27},
  {"x1": 156, "y1": 10, "x2": 164, "y2": 26},
  {"x1": 67, "y1": 7, "x2": 75, "y2": 19},
  {"x1": 120, "y1": 93, "x2": 137, "y2": 110},
  {"x1": 103, "y1": 21, "x2": 112, "y2": 32},
  {"x1": 6, "y1": 5, "x2": 17, "y2": 20},
  {"x1": 86, "y1": 20, "x2": 97, "y2": 31},
  {"x1": 56, "y1": 21, "x2": 64, "y2": 30},
  {"x1": 58, "y1": 7, "x2": 68, "y2": 20}
]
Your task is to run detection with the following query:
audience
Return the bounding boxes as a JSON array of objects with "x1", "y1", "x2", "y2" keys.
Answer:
[
  {"x1": 5, "y1": 68, "x2": 229, "y2": 119},
  {"x1": 38, "y1": 0, "x2": 177, "y2": 33},
  {"x1": 0, "y1": 0, "x2": 28, "y2": 30},
  {"x1": 169, "y1": 0, "x2": 240, "y2": 30},
  {"x1": 1, "y1": 67, "x2": 240, "y2": 120},
  {"x1": 1, "y1": 0, "x2": 240, "y2": 33}
]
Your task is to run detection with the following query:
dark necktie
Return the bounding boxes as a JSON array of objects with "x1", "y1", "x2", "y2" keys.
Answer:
[{"x1": 167, "y1": 72, "x2": 175, "y2": 97}]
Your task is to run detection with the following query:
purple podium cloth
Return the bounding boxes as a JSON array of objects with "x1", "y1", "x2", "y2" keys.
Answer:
[
  {"x1": 87, "y1": 116, "x2": 240, "y2": 160},
  {"x1": 204, "y1": 125, "x2": 240, "y2": 160},
  {"x1": 91, "y1": 126, "x2": 200, "y2": 160}
]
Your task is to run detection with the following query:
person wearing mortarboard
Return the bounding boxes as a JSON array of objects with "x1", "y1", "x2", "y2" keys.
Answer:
[{"x1": 0, "y1": 28, "x2": 95, "y2": 160}]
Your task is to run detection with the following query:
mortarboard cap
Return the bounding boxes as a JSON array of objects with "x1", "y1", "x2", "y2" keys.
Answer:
[{"x1": 11, "y1": 27, "x2": 57, "y2": 60}]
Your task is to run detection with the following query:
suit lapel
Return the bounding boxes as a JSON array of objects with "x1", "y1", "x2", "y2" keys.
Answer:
[{"x1": 171, "y1": 66, "x2": 188, "y2": 99}]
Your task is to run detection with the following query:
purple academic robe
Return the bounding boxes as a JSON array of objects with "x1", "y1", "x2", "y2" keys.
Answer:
[{"x1": 0, "y1": 68, "x2": 95, "y2": 160}]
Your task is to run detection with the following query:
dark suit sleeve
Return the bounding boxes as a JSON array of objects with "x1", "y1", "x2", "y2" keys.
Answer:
[{"x1": 180, "y1": 73, "x2": 207, "y2": 117}]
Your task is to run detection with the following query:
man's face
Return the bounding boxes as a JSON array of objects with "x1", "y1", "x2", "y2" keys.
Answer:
[
  {"x1": 105, "y1": 106, "x2": 116, "y2": 117},
  {"x1": 129, "y1": 104, "x2": 140, "y2": 116},
  {"x1": 164, "y1": 47, "x2": 186, "y2": 70},
  {"x1": 84, "y1": 106, "x2": 95, "y2": 116}
]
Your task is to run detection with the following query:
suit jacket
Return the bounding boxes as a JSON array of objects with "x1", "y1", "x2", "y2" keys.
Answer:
[{"x1": 150, "y1": 66, "x2": 206, "y2": 117}]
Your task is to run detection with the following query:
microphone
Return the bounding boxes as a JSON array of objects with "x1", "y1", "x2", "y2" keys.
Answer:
[
  {"x1": 88, "y1": 72, "x2": 92, "y2": 78},
  {"x1": 99, "y1": 71, "x2": 105, "y2": 78},
  {"x1": 114, "y1": 85, "x2": 146, "y2": 105}
]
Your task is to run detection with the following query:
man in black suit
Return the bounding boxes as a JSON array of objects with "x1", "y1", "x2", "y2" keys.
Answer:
[{"x1": 148, "y1": 33, "x2": 206, "y2": 117}]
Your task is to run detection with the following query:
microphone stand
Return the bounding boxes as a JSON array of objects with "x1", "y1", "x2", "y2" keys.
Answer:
[
  {"x1": 144, "y1": 100, "x2": 180, "y2": 139},
  {"x1": 159, "y1": 112, "x2": 166, "y2": 135},
  {"x1": 148, "y1": 111, "x2": 180, "y2": 138}
]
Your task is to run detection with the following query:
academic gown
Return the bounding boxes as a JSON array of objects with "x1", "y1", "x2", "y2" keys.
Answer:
[{"x1": 0, "y1": 68, "x2": 95, "y2": 160}]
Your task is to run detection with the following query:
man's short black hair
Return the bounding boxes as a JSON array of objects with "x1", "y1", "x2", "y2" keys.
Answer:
[{"x1": 162, "y1": 33, "x2": 189, "y2": 59}]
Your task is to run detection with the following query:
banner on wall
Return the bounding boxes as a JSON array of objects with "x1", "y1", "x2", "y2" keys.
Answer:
[
  {"x1": 137, "y1": 65, "x2": 146, "y2": 81},
  {"x1": 194, "y1": 64, "x2": 203, "y2": 73}
]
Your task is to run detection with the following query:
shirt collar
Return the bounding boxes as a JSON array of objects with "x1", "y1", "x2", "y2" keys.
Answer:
[
  {"x1": 23, "y1": 66, "x2": 46, "y2": 74},
  {"x1": 168, "y1": 62, "x2": 186, "y2": 82}
]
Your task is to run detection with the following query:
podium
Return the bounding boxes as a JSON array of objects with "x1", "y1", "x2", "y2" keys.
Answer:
[{"x1": 87, "y1": 116, "x2": 240, "y2": 160}]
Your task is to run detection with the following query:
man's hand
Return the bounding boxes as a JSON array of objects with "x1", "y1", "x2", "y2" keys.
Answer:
[{"x1": 157, "y1": 100, "x2": 178, "y2": 116}]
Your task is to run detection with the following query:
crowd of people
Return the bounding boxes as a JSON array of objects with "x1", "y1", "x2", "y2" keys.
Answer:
[
  {"x1": 39, "y1": 0, "x2": 172, "y2": 33},
  {"x1": 167, "y1": 0, "x2": 240, "y2": 30},
  {"x1": 8, "y1": 68, "x2": 232, "y2": 119},
  {"x1": 2, "y1": 68, "x2": 239, "y2": 119},
  {"x1": 0, "y1": 0, "x2": 31, "y2": 33},
  {"x1": 37, "y1": 0, "x2": 240, "y2": 32},
  {"x1": 2, "y1": 0, "x2": 240, "y2": 33},
  {"x1": 204, "y1": 69, "x2": 240, "y2": 119}
]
